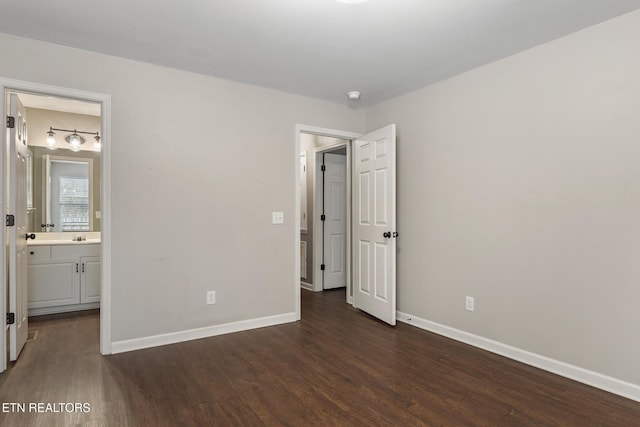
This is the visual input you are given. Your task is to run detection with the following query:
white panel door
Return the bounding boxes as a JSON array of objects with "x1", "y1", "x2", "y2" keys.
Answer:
[
  {"x1": 323, "y1": 153, "x2": 347, "y2": 289},
  {"x1": 353, "y1": 124, "x2": 396, "y2": 325},
  {"x1": 8, "y1": 93, "x2": 29, "y2": 360}
]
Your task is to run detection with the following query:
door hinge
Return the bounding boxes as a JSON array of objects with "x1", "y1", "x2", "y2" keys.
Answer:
[
  {"x1": 6, "y1": 312, "x2": 15, "y2": 325},
  {"x1": 321, "y1": 165, "x2": 326, "y2": 172},
  {"x1": 320, "y1": 214, "x2": 326, "y2": 221},
  {"x1": 6, "y1": 214, "x2": 15, "y2": 226},
  {"x1": 321, "y1": 264, "x2": 325, "y2": 271},
  {"x1": 6, "y1": 116, "x2": 15, "y2": 129}
]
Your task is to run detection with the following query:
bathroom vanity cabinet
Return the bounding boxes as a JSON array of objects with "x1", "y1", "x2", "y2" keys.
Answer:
[{"x1": 27, "y1": 243, "x2": 100, "y2": 315}]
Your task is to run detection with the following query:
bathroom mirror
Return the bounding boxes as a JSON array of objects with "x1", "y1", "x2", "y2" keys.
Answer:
[
  {"x1": 27, "y1": 147, "x2": 101, "y2": 233},
  {"x1": 20, "y1": 96, "x2": 102, "y2": 233}
]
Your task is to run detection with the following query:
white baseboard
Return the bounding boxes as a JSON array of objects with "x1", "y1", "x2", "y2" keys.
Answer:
[
  {"x1": 300, "y1": 281, "x2": 313, "y2": 291},
  {"x1": 111, "y1": 312, "x2": 296, "y2": 354},
  {"x1": 29, "y1": 302, "x2": 100, "y2": 317},
  {"x1": 397, "y1": 311, "x2": 640, "y2": 403}
]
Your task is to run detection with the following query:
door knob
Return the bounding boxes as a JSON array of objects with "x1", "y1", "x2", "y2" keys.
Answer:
[
  {"x1": 383, "y1": 231, "x2": 391, "y2": 238},
  {"x1": 26, "y1": 233, "x2": 36, "y2": 240}
]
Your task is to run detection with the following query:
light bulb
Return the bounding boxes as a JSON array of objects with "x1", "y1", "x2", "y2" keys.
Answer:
[
  {"x1": 46, "y1": 130, "x2": 56, "y2": 147},
  {"x1": 69, "y1": 134, "x2": 81, "y2": 147}
]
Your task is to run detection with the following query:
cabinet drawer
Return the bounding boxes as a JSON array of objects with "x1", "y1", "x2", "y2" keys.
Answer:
[
  {"x1": 52, "y1": 244, "x2": 100, "y2": 258},
  {"x1": 28, "y1": 246, "x2": 51, "y2": 260}
]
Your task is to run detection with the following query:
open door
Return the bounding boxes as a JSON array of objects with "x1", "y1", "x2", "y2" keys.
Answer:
[
  {"x1": 7, "y1": 93, "x2": 29, "y2": 360},
  {"x1": 353, "y1": 124, "x2": 397, "y2": 325}
]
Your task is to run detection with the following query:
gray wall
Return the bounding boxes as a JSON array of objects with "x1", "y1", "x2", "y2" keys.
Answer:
[
  {"x1": 0, "y1": 31, "x2": 364, "y2": 342},
  {"x1": 365, "y1": 9, "x2": 640, "y2": 385}
]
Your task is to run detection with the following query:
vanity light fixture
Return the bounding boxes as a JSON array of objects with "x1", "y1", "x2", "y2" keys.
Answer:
[{"x1": 46, "y1": 126, "x2": 101, "y2": 151}]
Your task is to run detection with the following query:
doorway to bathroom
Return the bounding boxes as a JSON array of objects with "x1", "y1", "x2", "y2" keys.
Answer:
[{"x1": 0, "y1": 78, "x2": 111, "y2": 373}]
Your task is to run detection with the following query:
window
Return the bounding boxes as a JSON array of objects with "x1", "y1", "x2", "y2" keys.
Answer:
[{"x1": 59, "y1": 176, "x2": 90, "y2": 231}]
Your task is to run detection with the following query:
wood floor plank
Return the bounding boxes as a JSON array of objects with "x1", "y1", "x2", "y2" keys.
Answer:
[{"x1": 1, "y1": 291, "x2": 639, "y2": 426}]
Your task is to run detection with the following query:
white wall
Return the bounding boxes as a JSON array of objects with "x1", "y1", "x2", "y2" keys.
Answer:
[
  {"x1": 0, "y1": 33, "x2": 364, "y2": 343},
  {"x1": 366, "y1": 9, "x2": 640, "y2": 386}
]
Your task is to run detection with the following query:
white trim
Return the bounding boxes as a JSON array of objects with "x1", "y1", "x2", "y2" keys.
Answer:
[
  {"x1": 0, "y1": 77, "x2": 112, "y2": 368},
  {"x1": 300, "y1": 281, "x2": 313, "y2": 291},
  {"x1": 294, "y1": 125, "x2": 361, "y2": 321},
  {"x1": 100, "y1": 95, "x2": 112, "y2": 355},
  {"x1": 111, "y1": 312, "x2": 297, "y2": 354},
  {"x1": 397, "y1": 311, "x2": 640, "y2": 403}
]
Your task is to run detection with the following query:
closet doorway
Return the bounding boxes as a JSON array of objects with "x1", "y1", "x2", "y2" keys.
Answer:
[{"x1": 299, "y1": 132, "x2": 352, "y2": 298}]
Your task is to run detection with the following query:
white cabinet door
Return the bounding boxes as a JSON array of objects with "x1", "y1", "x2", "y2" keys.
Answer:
[
  {"x1": 81, "y1": 256, "x2": 101, "y2": 303},
  {"x1": 28, "y1": 259, "x2": 80, "y2": 308}
]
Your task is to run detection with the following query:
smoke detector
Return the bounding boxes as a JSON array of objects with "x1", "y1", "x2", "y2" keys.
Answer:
[{"x1": 347, "y1": 91, "x2": 361, "y2": 100}]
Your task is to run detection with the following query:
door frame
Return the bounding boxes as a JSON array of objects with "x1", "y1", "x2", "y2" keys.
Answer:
[
  {"x1": 294, "y1": 124, "x2": 360, "y2": 319},
  {"x1": 313, "y1": 144, "x2": 348, "y2": 294},
  {"x1": 0, "y1": 77, "x2": 112, "y2": 372}
]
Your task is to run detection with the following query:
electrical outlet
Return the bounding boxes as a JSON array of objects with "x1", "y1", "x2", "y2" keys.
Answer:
[
  {"x1": 465, "y1": 296, "x2": 474, "y2": 312},
  {"x1": 207, "y1": 291, "x2": 216, "y2": 305}
]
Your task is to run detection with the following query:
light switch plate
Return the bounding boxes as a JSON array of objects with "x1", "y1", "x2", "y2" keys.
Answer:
[{"x1": 272, "y1": 211, "x2": 284, "y2": 224}]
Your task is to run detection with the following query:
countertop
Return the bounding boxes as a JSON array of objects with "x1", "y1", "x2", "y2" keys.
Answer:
[{"x1": 28, "y1": 239, "x2": 101, "y2": 246}]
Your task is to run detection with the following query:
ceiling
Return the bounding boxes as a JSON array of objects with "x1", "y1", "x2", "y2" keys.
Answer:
[
  {"x1": 2, "y1": 0, "x2": 640, "y2": 107},
  {"x1": 17, "y1": 93, "x2": 100, "y2": 116}
]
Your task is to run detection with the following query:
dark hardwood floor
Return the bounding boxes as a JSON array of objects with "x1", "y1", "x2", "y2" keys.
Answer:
[{"x1": 1, "y1": 289, "x2": 639, "y2": 426}]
